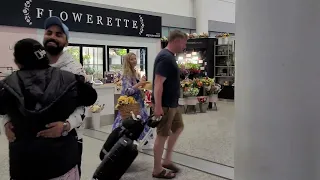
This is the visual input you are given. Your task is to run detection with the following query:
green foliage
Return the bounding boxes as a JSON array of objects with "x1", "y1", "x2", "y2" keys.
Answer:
[
  {"x1": 66, "y1": 47, "x2": 91, "y2": 63},
  {"x1": 115, "y1": 49, "x2": 127, "y2": 56},
  {"x1": 185, "y1": 63, "x2": 200, "y2": 70},
  {"x1": 84, "y1": 66, "x2": 95, "y2": 75}
]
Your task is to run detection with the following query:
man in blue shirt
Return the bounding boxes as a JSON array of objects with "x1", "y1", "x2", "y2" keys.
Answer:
[{"x1": 152, "y1": 30, "x2": 187, "y2": 179}]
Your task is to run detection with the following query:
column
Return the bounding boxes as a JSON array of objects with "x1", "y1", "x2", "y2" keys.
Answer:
[
  {"x1": 194, "y1": 0, "x2": 208, "y2": 34},
  {"x1": 235, "y1": 0, "x2": 320, "y2": 180}
]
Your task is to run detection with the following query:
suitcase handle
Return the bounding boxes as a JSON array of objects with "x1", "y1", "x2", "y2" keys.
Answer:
[{"x1": 146, "y1": 115, "x2": 162, "y2": 128}]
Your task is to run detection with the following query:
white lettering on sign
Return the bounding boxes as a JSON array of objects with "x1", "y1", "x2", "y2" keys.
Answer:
[
  {"x1": 132, "y1": 20, "x2": 138, "y2": 29},
  {"x1": 115, "y1": 18, "x2": 121, "y2": 27},
  {"x1": 73, "y1": 12, "x2": 82, "y2": 22},
  {"x1": 86, "y1": 14, "x2": 93, "y2": 24},
  {"x1": 106, "y1": 17, "x2": 112, "y2": 26},
  {"x1": 36, "y1": 8, "x2": 44, "y2": 18},
  {"x1": 123, "y1": 19, "x2": 129, "y2": 28},
  {"x1": 30, "y1": 8, "x2": 147, "y2": 35},
  {"x1": 49, "y1": 9, "x2": 53, "y2": 17},
  {"x1": 96, "y1": 16, "x2": 103, "y2": 25},
  {"x1": 60, "y1": 11, "x2": 68, "y2": 21}
]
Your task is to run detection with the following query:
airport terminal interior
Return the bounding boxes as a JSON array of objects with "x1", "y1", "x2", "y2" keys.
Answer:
[
  {"x1": 0, "y1": 0, "x2": 317, "y2": 179},
  {"x1": 0, "y1": 102, "x2": 234, "y2": 179}
]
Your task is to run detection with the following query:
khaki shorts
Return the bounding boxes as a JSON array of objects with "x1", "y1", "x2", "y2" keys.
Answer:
[{"x1": 156, "y1": 107, "x2": 184, "y2": 136}]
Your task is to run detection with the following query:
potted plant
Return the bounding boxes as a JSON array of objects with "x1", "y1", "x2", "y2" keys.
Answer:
[
  {"x1": 216, "y1": 33, "x2": 230, "y2": 45},
  {"x1": 87, "y1": 104, "x2": 105, "y2": 130},
  {"x1": 222, "y1": 33, "x2": 230, "y2": 44},
  {"x1": 197, "y1": 96, "x2": 209, "y2": 113}
]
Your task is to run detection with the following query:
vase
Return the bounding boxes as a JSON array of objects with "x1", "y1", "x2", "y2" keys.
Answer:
[
  {"x1": 218, "y1": 37, "x2": 223, "y2": 45},
  {"x1": 222, "y1": 37, "x2": 229, "y2": 44},
  {"x1": 199, "y1": 103, "x2": 209, "y2": 113},
  {"x1": 91, "y1": 112, "x2": 101, "y2": 130}
]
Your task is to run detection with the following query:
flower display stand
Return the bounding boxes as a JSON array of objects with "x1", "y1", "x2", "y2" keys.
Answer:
[
  {"x1": 209, "y1": 94, "x2": 218, "y2": 111},
  {"x1": 178, "y1": 98, "x2": 187, "y2": 114},
  {"x1": 186, "y1": 97, "x2": 197, "y2": 114}
]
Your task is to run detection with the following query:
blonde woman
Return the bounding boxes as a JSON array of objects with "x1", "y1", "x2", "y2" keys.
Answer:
[{"x1": 112, "y1": 53, "x2": 151, "y2": 141}]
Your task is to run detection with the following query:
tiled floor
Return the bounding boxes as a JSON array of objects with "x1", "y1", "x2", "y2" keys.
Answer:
[
  {"x1": 0, "y1": 135, "x2": 225, "y2": 180},
  {"x1": 100, "y1": 101, "x2": 235, "y2": 167},
  {"x1": 0, "y1": 101, "x2": 234, "y2": 179}
]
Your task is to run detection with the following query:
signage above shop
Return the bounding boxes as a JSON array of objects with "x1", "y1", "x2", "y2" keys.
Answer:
[{"x1": 0, "y1": 0, "x2": 162, "y2": 38}]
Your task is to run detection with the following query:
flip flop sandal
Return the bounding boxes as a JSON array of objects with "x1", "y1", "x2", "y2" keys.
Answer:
[
  {"x1": 162, "y1": 164, "x2": 180, "y2": 173},
  {"x1": 152, "y1": 169, "x2": 176, "y2": 179}
]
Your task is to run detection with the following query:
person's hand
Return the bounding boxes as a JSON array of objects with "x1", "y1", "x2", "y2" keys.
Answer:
[
  {"x1": 141, "y1": 75, "x2": 147, "y2": 81},
  {"x1": 4, "y1": 122, "x2": 16, "y2": 142},
  {"x1": 154, "y1": 105, "x2": 164, "y2": 119},
  {"x1": 138, "y1": 80, "x2": 147, "y2": 87},
  {"x1": 37, "y1": 122, "x2": 69, "y2": 138}
]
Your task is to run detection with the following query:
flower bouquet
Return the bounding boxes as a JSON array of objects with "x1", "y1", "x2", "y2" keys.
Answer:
[
  {"x1": 113, "y1": 71, "x2": 122, "y2": 91},
  {"x1": 180, "y1": 79, "x2": 193, "y2": 88},
  {"x1": 161, "y1": 36, "x2": 168, "y2": 42},
  {"x1": 116, "y1": 95, "x2": 140, "y2": 119},
  {"x1": 216, "y1": 33, "x2": 230, "y2": 45},
  {"x1": 197, "y1": 96, "x2": 209, "y2": 113},
  {"x1": 199, "y1": 32, "x2": 209, "y2": 38},
  {"x1": 183, "y1": 87, "x2": 199, "y2": 105},
  {"x1": 188, "y1": 33, "x2": 199, "y2": 39},
  {"x1": 193, "y1": 78, "x2": 203, "y2": 89},
  {"x1": 201, "y1": 77, "x2": 214, "y2": 91},
  {"x1": 89, "y1": 104, "x2": 105, "y2": 113},
  {"x1": 185, "y1": 63, "x2": 201, "y2": 79},
  {"x1": 183, "y1": 87, "x2": 199, "y2": 97}
]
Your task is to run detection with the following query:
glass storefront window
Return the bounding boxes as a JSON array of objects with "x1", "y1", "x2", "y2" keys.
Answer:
[
  {"x1": 162, "y1": 27, "x2": 169, "y2": 37},
  {"x1": 107, "y1": 46, "x2": 148, "y2": 79},
  {"x1": 82, "y1": 46, "x2": 104, "y2": 80}
]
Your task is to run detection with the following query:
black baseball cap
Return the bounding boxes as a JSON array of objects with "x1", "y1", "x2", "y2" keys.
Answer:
[
  {"x1": 44, "y1": 16, "x2": 70, "y2": 40},
  {"x1": 14, "y1": 38, "x2": 49, "y2": 69}
]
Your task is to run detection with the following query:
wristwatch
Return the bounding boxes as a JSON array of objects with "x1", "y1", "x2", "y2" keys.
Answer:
[{"x1": 61, "y1": 122, "x2": 69, "y2": 136}]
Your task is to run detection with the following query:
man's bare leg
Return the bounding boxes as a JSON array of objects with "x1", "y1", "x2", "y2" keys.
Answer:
[
  {"x1": 163, "y1": 127, "x2": 183, "y2": 165},
  {"x1": 153, "y1": 135, "x2": 167, "y2": 174}
]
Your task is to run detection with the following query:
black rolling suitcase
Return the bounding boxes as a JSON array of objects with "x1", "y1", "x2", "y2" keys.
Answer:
[
  {"x1": 93, "y1": 137, "x2": 138, "y2": 180},
  {"x1": 99, "y1": 126, "x2": 126, "y2": 160},
  {"x1": 99, "y1": 117, "x2": 147, "y2": 160}
]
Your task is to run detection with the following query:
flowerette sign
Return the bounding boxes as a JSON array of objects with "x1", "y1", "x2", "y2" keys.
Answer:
[{"x1": 0, "y1": 0, "x2": 162, "y2": 38}]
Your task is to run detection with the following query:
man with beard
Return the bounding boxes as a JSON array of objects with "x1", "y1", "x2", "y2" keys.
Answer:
[{"x1": 2, "y1": 16, "x2": 87, "y2": 177}]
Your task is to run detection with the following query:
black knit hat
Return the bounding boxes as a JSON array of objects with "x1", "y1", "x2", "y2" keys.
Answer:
[{"x1": 14, "y1": 38, "x2": 49, "y2": 69}]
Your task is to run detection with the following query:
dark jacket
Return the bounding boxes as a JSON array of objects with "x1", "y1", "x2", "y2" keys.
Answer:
[{"x1": 0, "y1": 67, "x2": 97, "y2": 180}]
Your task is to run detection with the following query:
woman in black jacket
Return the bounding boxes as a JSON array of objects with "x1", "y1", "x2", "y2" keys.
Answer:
[{"x1": 0, "y1": 38, "x2": 97, "y2": 180}]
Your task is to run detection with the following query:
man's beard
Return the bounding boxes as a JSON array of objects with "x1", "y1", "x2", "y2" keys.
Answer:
[{"x1": 44, "y1": 39, "x2": 64, "y2": 56}]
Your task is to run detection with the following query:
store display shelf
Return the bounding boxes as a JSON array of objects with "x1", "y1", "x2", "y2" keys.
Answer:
[
  {"x1": 215, "y1": 66, "x2": 235, "y2": 68},
  {"x1": 215, "y1": 76, "x2": 234, "y2": 78},
  {"x1": 215, "y1": 55, "x2": 229, "y2": 57},
  {"x1": 215, "y1": 44, "x2": 232, "y2": 47}
]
